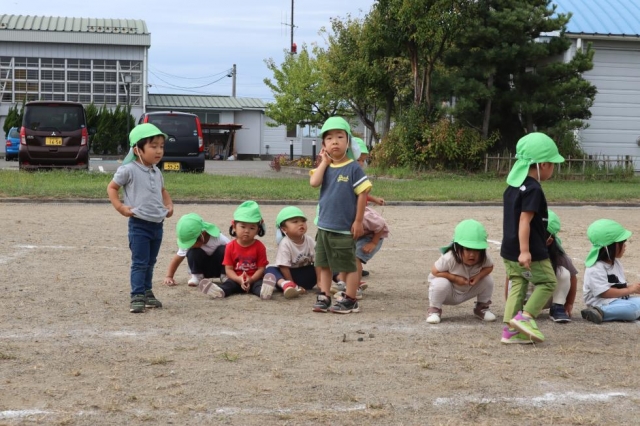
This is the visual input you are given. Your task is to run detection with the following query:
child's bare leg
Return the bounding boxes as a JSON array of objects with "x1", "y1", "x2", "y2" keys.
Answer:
[
  {"x1": 356, "y1": 258, "x2": 363, "y2": 282},
  {"x1": 337, "y1": 272, "x2": 346, "y2": 282},
  {"x1": 345, "y1": 271, "x2": 359, "y2": 299},
  {"x1": 318, "y1": 267, "x2": 333, "y2": 295}
]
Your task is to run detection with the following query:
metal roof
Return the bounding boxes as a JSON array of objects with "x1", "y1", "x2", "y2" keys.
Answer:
[
  {"x1": 554, "y1": 0, "x2": 640, "y2": 37},
  {"x1": 148, "y1": 94, "x2": 266, "y2": 111},
  {"x1": 0, "y1": 14, "x2": 148, "y2": 34}
]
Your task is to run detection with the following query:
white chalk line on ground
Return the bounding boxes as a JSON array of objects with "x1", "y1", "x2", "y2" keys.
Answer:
[{"x1": 3, "y1": 390, "x2": 636, "y2": 420}]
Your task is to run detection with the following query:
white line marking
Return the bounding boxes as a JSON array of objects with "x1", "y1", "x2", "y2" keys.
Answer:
[
  {"x1": 433, "y1": 391, "x2": 628, "y2": 407},
  {"x1": 0, "y1": 410, "x2": 51, "y2": 420}
]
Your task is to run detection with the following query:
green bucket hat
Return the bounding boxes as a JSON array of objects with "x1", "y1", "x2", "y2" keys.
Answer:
[
  {"x1": 353, "y1": 137, "x2": 369, "y2": 155},
  {"x1": 585, "y1": 219, "x2": 632, "y2": 267},
  {"x1": 234, "y1": 200, "x2": 263, "y2": 223},
  {"x1": 320, "y1": 117, "x2": 352, "y2": 138},
  {"x1": 176, "y1": 213, "x2": 221, "y2": 250},
  {"x1": 546, "y1": 209, "x2": 564, "y2": 253},
  {"x1": 276, "y1": 206, "x2": 306, "y2": 229},
  {"x1": 122, "y1": 123, "x2": 168, "y2": 165},
  {"x1": 440, "y1": 219, "x2": 489, "y2": 253},
  {"x1": 506, "y1": 133, "x2": 565, "y2": 187}
]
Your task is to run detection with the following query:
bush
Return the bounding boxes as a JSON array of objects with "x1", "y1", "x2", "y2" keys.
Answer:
[{"x1": 269, "y1": 154, "x2": 316, "y2": 171}]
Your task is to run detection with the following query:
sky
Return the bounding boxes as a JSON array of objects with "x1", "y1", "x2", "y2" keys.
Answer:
[{"x1": 5, "y1": 0, "x2": 376, "y2": 101}]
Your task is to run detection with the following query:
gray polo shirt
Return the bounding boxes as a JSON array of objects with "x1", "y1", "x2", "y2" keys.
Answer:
[{"x1": 112, "y1": 161, "x2": 168, "y2": 223}]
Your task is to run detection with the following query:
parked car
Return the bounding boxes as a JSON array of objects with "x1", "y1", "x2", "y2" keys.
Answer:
[
  {"x1": 18, "y1": 101, "x2": 92, "y2": 171},
  {"x1": 5, "y1": 127, "x2": 19, "y2": 161},
  {"x1": 138, "y1": 111, "x2": 205, "y2": 173}
]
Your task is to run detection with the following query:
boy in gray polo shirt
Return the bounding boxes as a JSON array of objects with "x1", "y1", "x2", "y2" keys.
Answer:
[{"x1": 107, "y1": 123, "x2": 174, "y2": 313}]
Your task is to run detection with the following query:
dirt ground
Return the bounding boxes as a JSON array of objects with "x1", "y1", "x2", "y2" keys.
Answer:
[{"x1": 2, "y1": 202, "x2": 640, "y2": 425}]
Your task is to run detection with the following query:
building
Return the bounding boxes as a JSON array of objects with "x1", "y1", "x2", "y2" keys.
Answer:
[
  {"x1": 0, "y1": 14, "x2": 149, "y2": 130},
  {"x1": 554, "y1": 0, "x2": 640, "y2": 167}
]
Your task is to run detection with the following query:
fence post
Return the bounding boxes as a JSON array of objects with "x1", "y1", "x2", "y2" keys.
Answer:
[
  {"x1": 484, "y1": 153, "x2": 488, "y2": 173},
  {"x1": 312, "y1": 140, "x2": 316, "y2": 164},
  {"x1": 289, "y1": 139, "x2": 294, "y2": 161}
]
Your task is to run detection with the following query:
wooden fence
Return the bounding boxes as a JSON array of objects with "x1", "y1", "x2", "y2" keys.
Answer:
[{"x1": 485, "y1": 154, "x2": 637, "y2": 177}]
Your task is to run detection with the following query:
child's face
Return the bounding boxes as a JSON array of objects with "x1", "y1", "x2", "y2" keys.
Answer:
[
  {"x1": 461, "y1": 247, "x2": 482, "y2": 266},
  {"x1": 322, "y1": 130, "x2": 349, "y2": 161},
  {"x1": 617, "y1": 241, "x2": 627, "y2": 258},
  {"x1": 233, "y1": 221, "x2": 259, "y2": 246},
  {"x1": 191, "y1": 232, "x2": 208, "y2": 249},
  {"x1": 539, "y1": 162, "x2": 555, "y2": 181},
  {"x1": 281, "y1": 217, "x2": 307, "y2": 241},
  {"x1": 136, "y1": 135, "x2": 165, "y2": 166},
  {"x1": 357, "y1": 153, "x2": 368, "y2": 167}
]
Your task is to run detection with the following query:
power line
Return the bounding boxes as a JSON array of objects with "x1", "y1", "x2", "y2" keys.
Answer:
[
  {"x1": 149, "y1": 70, "x2": 231, "y2": 90},
  {"x1": 150, "y1": 67, "x2": 233, "y2": 80}
]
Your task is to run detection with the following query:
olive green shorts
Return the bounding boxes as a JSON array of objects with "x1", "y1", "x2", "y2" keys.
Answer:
[{"x1": 315, "y1": 229, "x2": 357, "y2": 273}]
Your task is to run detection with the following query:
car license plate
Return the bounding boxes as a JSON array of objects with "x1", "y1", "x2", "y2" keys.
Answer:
[
  {"x1": 163, "y1": 162, "x2": 180, "y2": 171},
  {"x1": 46, "y1": 137, "x2": 63, "y2": 146}
]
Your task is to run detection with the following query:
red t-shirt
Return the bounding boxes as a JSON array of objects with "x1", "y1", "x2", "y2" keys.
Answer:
[{"x1": 222, "y1": 239, "x2": 268, "y2": 277}]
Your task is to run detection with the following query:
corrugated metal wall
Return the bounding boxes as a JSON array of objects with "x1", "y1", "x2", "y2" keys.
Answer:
[{"x1": 2, "y1": 42, "x2": 145, "y2": 60}]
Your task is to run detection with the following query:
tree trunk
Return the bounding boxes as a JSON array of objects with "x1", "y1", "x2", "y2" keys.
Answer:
[{"x1": 482, "y1": 74, "x2": 494, "y2": 139}]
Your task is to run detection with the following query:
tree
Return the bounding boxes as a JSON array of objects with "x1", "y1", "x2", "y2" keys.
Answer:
[
  {"x1": 263, "y1": 46, "x2": 349, "y2": 130},
  {"x1": 3, "y1": 101, "x2": 24, "y2": 135}
]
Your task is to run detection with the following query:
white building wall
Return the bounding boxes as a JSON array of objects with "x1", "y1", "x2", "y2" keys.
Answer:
[{"x1": 234, "y1": 111, "x2": 261, "y2": 156}]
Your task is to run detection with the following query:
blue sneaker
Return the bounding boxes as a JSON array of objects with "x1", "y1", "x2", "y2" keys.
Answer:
[{"x1": 549, "y1": 303, "x2": 570, "y2": 323}]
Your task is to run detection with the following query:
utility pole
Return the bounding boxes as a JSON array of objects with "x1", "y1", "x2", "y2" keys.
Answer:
[
  {"x1": 282, "y1": 0, "x2": 297, "y2": 54},
  {"x1": 290, "y1": 0, "x2": 294, "y2": 53},
  {"x1": 231, "y1": 64, "x2": 236, "y2": 97}
]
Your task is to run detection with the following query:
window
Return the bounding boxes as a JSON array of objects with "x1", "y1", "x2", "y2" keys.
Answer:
[
  {"x1": 105, "y1": 60, "x2": 117, "y2": 70},
  {"x1": 27, "y1": 69, "x2": 38, "y2": 80},
  {"x1": 79, "y1": 94, "x2": 91, "y2": 103},
  {"x1": 93, "y1": 60, "x2": 105, "y2": 70},
  {"x1": 93, "y1": 83, "x2": 105, "y2": 93},
  {"x1": 41, "y1": 70, "x2": 54, "y2": 80},
  {"x1": 105, "y1": 84, "x2": 116, "y2": 94},
  {"x1": 79, "y1": 83, "x2": 91, "y2": 92},
  {"x1": 79, "y1": 71, "x2": 91, "y2": 81},
  {"x1": 41, "y1": 82, "x2": 53, "y2": 92},
  {"x1": 41, "y1": 58, "x2": 54, "y2": 68},
  {"x1": 286, "y1": 127, "x2": 297, "y2": 138},
  {"x1": 0, "y1": 57, "x2": 12, "y2": 67},
  {"x1": 54, "y1": 83, "x2": 64, "y2": 92},
  {"x1": 67, "y1": 94, "x2": 79, "y2": 102},
  {"x1": 79, "y1": 60, "x2": 91, "y2": 69},
  {"x1": 93, "y1": 71, "x2": 104, "y2": 82},
  {"x1": 105, "y1": 95, "x2": 116, "y2": 104},
  {"x1": 14, "y1": 57, "x2": 27, "y2": 67},
  {"x1": 67, "y1": 71, "x2": 78, "y2": 81},
  {"x1": 105, "y1": 72, "x2": 116, "y2": 82},
  {"x1": 94, "y1": 95, "x2": 104, "y2": 104},
  {"x1": 27, "y1": 58, "x2": 39, "y2": 67},
  {"x1": 53, "y1": 58, "x2": 65, "y2": 68},
  {"x1": 14, "y1": 69, "x2": 26, "y2": 80},
  {"x1": 303, "y1": 124, "x2": 320, "y2": 138},
  {"x1": 53, "y1": 70, "x2": 65, "y2": 80},
  {"x1": 67, "y1": 59, "x2": 79, "y2": 69},
  {"x1": 67, "y1": 83, "x2": 79, "y2": 92}
]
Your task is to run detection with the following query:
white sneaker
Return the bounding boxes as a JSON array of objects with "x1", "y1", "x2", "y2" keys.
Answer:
[
  {"x1": 330, "y1": 281, "x2": 346, "y2": 294},
  {"x1": 260, "y1": 273, "x2": 276, "y2": 300},
  {"x1": 479, "y1": 310, "x2": 497, "y2": 322},
  {"x1": 188, "y1": 274, "x2": 203, "y2": 287},
  {"x1": 426, "y1": 312, "x2": 441, "y2": 324},
  {"x1": 355, "y1": 287, "x2": 364, "y2": 300},
  {"x1": 219, "y1": 274, "x2": 227, "y2": 284},
  {"x1": 198, "y1": 279, "x2": 224, "y2": 298}
]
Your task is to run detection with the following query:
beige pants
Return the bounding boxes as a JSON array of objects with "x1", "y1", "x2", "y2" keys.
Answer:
[{"x1": 428, "y1": 275, "x2": 494, "y2": 308}]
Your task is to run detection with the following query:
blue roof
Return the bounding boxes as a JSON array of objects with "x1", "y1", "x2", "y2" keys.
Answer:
[{"x1": 554, "y1": 0, "x2": 640, "y2": 36}]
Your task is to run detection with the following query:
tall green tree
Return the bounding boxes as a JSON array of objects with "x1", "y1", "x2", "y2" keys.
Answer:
[{"x1": 263, "y1": 46, "x2": 349, "y2": 130}]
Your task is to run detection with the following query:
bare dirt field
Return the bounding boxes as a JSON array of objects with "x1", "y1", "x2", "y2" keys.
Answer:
[{"x1": 1, "y1": 202, "x2": 640, "y2": 425}]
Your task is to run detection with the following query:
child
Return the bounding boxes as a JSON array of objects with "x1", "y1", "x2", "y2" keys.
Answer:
[
  {"x1": 163, "y1": 213, "x2": 230, "y2": 287},
  {"x1": 581, "y1": 219, "x2": 640, "y2": 324},
  {"x1": 310, "y1": 116, "x2": 372, "y2": 314},
  {"x1": 332, "y1": 205, "x2": 389, "y2": 297},
  {"x1": 501, "y1": 132, "x2": 564, "y2": 344},
  {"x1": 198, "y1": 201, "x2": 269, "y2": 299},
  {"x1": 263, "y1": 206, "x2": 317, "y2": 299},
  {"x1": 107, "y1": 123, "x2": 174, "y2": 313},
  {"x1": 427, "y1": 219, "x2": 496, "y2": 324},
  {"x1": 504, "y1": 210, "x2": 579, "y2": 323}
]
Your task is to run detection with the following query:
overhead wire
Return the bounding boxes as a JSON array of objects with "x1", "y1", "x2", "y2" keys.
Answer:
[{"x1": 150, "y1": 67, "x2": 232, "y2": 80}]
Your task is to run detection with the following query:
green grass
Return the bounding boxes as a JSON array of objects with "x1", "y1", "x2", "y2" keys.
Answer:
[{"x1": 1, "y1": 169, "x2": 639, "y2": 203}]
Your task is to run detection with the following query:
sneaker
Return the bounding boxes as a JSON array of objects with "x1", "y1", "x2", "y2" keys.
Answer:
[
  {"x1": 362, "y1": 270, "x2": 370, "y2": 277},
  {"x1": 501, "y1": 326, "x2": 534, "y2": 344},
  {"x1": 509, "y1": 311, "x2": 544, "y2": 343},
  {"x1": 329, "y1": 296, "x2": 360, "y2": 314},
  {"x1": 355, "y1": 287, "x2": 364, "y2": 300},
  {"x1": 426, "y1": 307, "x2": 442, "y2": 324},
  {"x1": 260, "y1": 273, "x2": 276, "y2": 300},
  {"x1": 581, "y1": 307, "x2": 604, "y2": 324},
  {"x1": 473, "y1": 303, "x2": 496, "y2": 322},
  {"x1": 130, "y1": 294, "x2": 146, "y2": 313},
  {"x1": 144, "y1": 290, "x2": 163, "y2": 308},
  {"x1": 219, "y1": 274, "x2": 227, "y2": 284},
  {"x1": 312, "y1": 294, "x2": 332, "y2": 312},
  {"x1": 198, "y1": 279, "x2": 225, "y2": 298},
  {"x1": 359, "y1": 282, "x2": 368, "y2": 291},
  {"x1": 282, "y1": 281, "x2": 304, "y2": 299},
  {"x1": 330, "y1": 280, "x2": 346, "y2": 294},
  {"x1": 549, "y1": 303, "x2": 571, "y2": 323},
  {"x1": 188, "y1": 274, "x2": 204, "y2": 287}
]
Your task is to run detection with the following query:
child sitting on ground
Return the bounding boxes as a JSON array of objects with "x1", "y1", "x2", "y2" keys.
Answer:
[
  {"x1": 427, "y1": 219, "x2": 496, "y2": 324},
  {"x1": 262, "y1": 206, "x2": 317, "y2": 299},
  {"x1": 163, "y1": 213, "x2": 230, "y2": 287},
  {"x1": 504, "y1": 210, "x2": 578, "y2": 323},
  {"x1": 581, "y1": 219, "x2": 640, "y2": 324},
  {"x1": 198, "y1": 201, "x2": 269, "y2": 299}
]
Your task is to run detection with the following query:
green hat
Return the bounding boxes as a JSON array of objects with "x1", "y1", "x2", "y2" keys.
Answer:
[
  {"x1": 353, "y1": 137, "x2": 369, "y2": 155},
  {"x1": 546, "y1": 209, "x2": 564, "y2": 253},
  {"x1": 506, "y1": 133, "x2": 565, "y2": 187},
  {"x1": 440, "y1": 219, "x2": 489, "y2": 253},
  {"x1": 320, "y1": 117, "x2": 352, "y2": 138},
  {"x1": 122, "y1": 123, "x2": 168, "y2": 165},
  {"x1": 176, "y1": 213, "x2": 221, "y2": 250},
  {"x1": 276, "y1": 206, "x2": 306, "y2": 228},
  {"x1": 585, "y1": 219, "x2": 632, "y2": 267},
  {"x1": 234, "y1": 200, "x2": 263, "y2": 223}
]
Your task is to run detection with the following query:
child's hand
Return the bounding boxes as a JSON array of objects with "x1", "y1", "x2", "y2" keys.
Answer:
[
  {"x1": 165, "y1": 204, "x2": 174, "y2": 218},
  {"x1": 469, "y1": 276, "x2": 478, "y2": 286},
  {"x1": 163, "y1": 276, "x2": 177, "y2": 286},
  {"x1": 518, "y1": 251, "x2": 532, "y2": 269},
  {"x1": 318, "y1": 148, "x2": 332, "y2": 166},
  {"x1": 371, "y1": 196, "x2": 385, "y2": 206},
  {"x1": 351, "y1": 220, "x2": 364, "y2": 240},
  {"x1": 455, "y1": 276, "x2": 470, "y2": 286},
  {"x1": 117, "y1": 205, "x2": 134, "y2": 217},
  {"x1": 241, "y1": 272, "x2": 250, "y2": 292},
  {"x1": 564, "y1": 302, "x2": 573, "y2": 317},
  {"x1": 362, "y1": 242, "x2": 376, "y2": 254}
]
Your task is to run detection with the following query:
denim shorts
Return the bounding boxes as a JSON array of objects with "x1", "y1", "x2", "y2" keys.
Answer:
[{"x1": 356, "y1": 235, "x2": 383, "y2": 264}]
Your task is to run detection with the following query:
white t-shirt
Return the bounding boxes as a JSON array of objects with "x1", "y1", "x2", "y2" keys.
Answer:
[
  {"x1": 583, "y1": 259, "x2": 627, "y2": 308},
  {"x1": 176, "y1": 234, "x2": 230, "y2": 257},
  {"x1": 274, "y1": 235, "x2": 315, "y2": 268},
  {"x1": 428, "y1": 250, "x2": 493, "y2": 282}
]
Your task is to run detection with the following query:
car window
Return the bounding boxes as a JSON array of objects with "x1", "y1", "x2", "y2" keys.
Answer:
[
  {"x1": 146, "y1": 115, "x2": 197, "y2": 137},
  {"x1": 8, "y1": 128, "x2": 19, "y2": 138},
  {"x1": 24, "y1": 105, "x2": 84, "y2": 132}
]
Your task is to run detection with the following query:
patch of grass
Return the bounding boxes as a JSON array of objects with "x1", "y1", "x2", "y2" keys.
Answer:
[
  {"x1": 1, "y1": 169, "x2": 640, "y2": 203},
  {"x1": 146, "y1": 356, "x2": 172, "y2": 365},
  {"x1": 0, "y1": 351, "x2": 17, "y2": 360},
  {"x1": 221, "y1": 351, "x2": 239, "y2": 362}
]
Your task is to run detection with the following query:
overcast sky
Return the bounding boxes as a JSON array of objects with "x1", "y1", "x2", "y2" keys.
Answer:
[{"x1": 6, "y1": 0, "x2": 375, "y2": 101}]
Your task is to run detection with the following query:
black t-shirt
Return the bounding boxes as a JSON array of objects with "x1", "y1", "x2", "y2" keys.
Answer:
[{"x1": 500, "y1": 176, "x2": 549, "y2": 262}]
